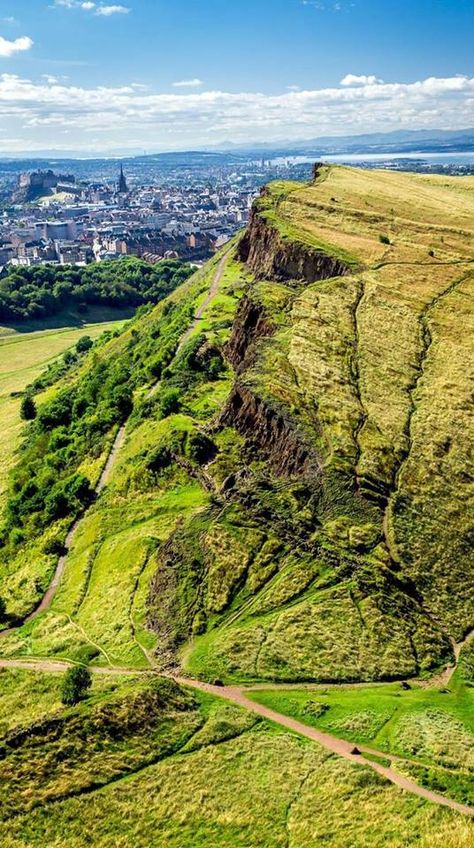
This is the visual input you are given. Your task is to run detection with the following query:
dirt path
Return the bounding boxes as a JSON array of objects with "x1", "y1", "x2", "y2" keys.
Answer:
[
  {"x1": 0, "y1": 248, "x2": 232, "y2": 640},
  {"x1": 0, "y1": 425, "x2": 127, "y2": 639},
  {"x1": 147, "y1": 247, "x2": 230, "y2": 401},
  {"x1": 174, "y1": 676, "x2": 474, "y2": 819},
  {"x1": 177, "y1": 249, "x2": 231, "y2": 354},
  {"x1": 0, "y1": 658, "x2": 148, "y2": 675},
  {"x1": 1, "y1": 655, "x2": 473, "y2": 817}
]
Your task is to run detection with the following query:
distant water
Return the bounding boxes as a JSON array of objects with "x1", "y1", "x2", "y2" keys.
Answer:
[{"x1": 270, "y1": 152, "x2": 474, "y2": 166}]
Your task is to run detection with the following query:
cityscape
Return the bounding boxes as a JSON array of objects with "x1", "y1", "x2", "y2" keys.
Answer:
[{"x1": 1, "y1": 144, "x2": 473, "y2": 271}]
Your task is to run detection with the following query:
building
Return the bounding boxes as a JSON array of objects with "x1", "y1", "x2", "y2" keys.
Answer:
[{"x1": 117, "y1": 165, "x2": 129, "y2": 195}]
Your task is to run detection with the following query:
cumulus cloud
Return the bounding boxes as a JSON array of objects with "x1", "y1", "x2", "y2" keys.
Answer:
[
  {"x1": 0, "y1": 72, "x2": 473, "y2": 152},
  {"x1": 0, "y1": 36, "x2": 33, "y2": 58},
  {"x1": 341, "y1": 74, "x2": 384, "y2": 86},
  {"x1": 173, "y1": 78, "x2": 203, "y2": 89},
  {"x1": 95, "y1": 4, "x2": 130, "y2": 14}
]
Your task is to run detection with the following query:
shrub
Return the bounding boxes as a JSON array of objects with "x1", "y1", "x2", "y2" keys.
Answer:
[
  {"x1": 43, "y1": 536, "x2": 66, "y2": 556},
  {"x1": 76, "y1": 335, "x2": 93, "y2": 354},
  {"x1": 185, "y1": 431, "x2": 217, "y2": 465},
  {"x1": 379, "y1": 234, "x2": 391, "y2": 245},
  {"x1": 61, "y1": 666, "x2": 92, "y2": 706},
  {"x1": 20, "y1": 395, "x2": 36, "y2": 421},
  {"x1": 159, "y1": 388, "x2": 181, "y2": 419}
]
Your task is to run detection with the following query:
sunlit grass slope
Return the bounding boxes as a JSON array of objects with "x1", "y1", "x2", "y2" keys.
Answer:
[
  {"x1": 0, "y1": 669, "x2": 473, "y2": 848},
  {"x1": 0, "y1": 317, "x2": 127, "y2": 500},
  {"x1": 2, "y1": 167, "x2": 472, "y2": 689}
]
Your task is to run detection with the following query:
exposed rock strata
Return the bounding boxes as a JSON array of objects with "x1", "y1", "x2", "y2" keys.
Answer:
[
  {"x1": 238, "y1": 207, "x2": 351, "y2": 283},
  {"x1": 225, "y1": 295, "x2": 275, "y2": 373},
  {"x1": 220, "y1": 382, "x2": 321, "y2": 480}
]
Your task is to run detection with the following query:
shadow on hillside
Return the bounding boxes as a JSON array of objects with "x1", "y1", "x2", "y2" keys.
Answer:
[{"x1": 0, "y1": 305, "x2": 136, "y2": 336}]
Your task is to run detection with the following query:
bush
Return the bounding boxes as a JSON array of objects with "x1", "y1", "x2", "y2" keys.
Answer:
[
  {"x1": 379, "y1": 234, "x2": 391, "y2": 245},
  {"x1": 159, "y1": 388, "x2": 181, "y2": 419},
  {"x1": 185, "y1": 431, "x2": 217, "y2": 465},
  {"x1": 20, "y1": 395, "x2": 36, "y2": 421},
  {"x1": 76, "y1": 335, "x2": 93, "y2": 354},
  {"x1": 43, "y1": 536, "x2": 66, "y2": 556},
  {"x1": 61, "y1": 666, "x2": 92, "y2": 706}
]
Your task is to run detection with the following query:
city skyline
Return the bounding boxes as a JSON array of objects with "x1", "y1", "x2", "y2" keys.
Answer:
[{"x1": 0, "y1": 0, "x2": 472, "y2": 153}]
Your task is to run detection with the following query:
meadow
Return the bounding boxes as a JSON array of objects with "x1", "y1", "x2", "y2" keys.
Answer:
[
  {"x1": 0, "y1": 312, "x2": 129, "y2": 499},
  {"x1": 0, "y1": 668, "x2": 473, "y2": 848}
]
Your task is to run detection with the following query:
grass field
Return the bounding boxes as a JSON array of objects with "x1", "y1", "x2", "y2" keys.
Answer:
[
  {"x1": 0, "y1": 312, "x2": 129, "y2": 500},
  {"x1": 248, "y1": 669, "x2": 474, "y2": 805},
  {"x1": 0, "y1": 668, "x2": 473, "y2": 848}
]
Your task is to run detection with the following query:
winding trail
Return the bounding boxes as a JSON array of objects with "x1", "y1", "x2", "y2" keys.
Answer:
[
  {"x1": 0, "y1": 653, "x2": 472, "y2": 818},
  {"x1": 0, "y1": 247, "x2": 232, "y2": 640}
]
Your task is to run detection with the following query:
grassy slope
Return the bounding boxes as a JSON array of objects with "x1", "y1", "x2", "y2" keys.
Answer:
[
  {"x1": 0, "y1": 251, "x2": 246, "y2": 663},
  {"x1": 0, "y1": 316, "x2": 128, "y2": 500},
  {"x1": 3, "y1": 167, "x2": 472, "y2": 685},
  {"x1": 0, "y1": 172, "x2": 474, "y2": 843},
  {"x1": 0, "y1": 669, "x2": 472, "y2": 848},
  {"x1": 182, "y1": 166, "x2": 474, "y2": 682},
  {"x1": 249, "y1": 664, "x2": 474, "y2": 804}
]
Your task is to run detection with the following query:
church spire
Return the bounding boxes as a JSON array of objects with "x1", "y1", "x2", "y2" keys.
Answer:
[{"x1": 117, "y1": 164, "x2": 128, "y2": 194}]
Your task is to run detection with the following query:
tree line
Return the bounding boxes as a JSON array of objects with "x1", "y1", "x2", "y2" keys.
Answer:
[{"x1": 0, "y1": 258, "x2": 193, "y2": 322}]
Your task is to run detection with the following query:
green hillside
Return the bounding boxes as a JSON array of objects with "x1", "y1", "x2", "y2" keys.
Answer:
[{"x1": 0, "y1": 165, "x2": 473, "y2": 842}]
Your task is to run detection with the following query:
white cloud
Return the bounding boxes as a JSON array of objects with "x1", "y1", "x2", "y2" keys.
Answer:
[
  {"x1": 341, "y1": 74, "x2": 384, "y2": 86},
  {"x1": 0, "y1": 73, "x2": 472, "y2": 152},
  {"x1": 53, "y1": 1, "x2": 130, "y2": 13},
  {"x1": 173, "y1": 78, "x2": 203, "y2": 88},
  {"x1": 95, "y1": 4, "x2": 130, "y2": 15},
  {"x1": 302, "y1": 1, "x2": 354, "y2": 10},
  {"x1": 0, "y1": 36, "x2": 33, "y2": 58}
]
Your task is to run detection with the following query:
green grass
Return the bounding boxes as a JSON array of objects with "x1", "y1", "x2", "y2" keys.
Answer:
[
  {"x1": 0, "y1": 678, "x2": 473, "y2": 847},
  {"x1": 0, "y1": 316, "x2": 128, "y2": 500},
  {"x1": 247, "y1": 677, "x2": 474, "y2": 805},
  {"x1": 0, "y1": 248, "x2": 245, "y2": 667}
]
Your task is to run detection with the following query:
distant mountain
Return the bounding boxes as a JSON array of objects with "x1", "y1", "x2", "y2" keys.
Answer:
[{"x1": 1, "y1": 127, "x2": 474, "y2": 163}]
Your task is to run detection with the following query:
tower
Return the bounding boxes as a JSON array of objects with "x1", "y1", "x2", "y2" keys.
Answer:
[{"x1": 117, "y1": 164, "x2": 129, "y2": 194}]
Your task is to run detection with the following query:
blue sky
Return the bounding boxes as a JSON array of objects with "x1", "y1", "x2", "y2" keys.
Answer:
[{"x1": 0, "y1": 0, "x2": 472, "y2": 153}]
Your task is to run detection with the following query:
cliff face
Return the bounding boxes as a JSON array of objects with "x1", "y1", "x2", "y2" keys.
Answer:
[
  {"x1": 220, "y1": 382, "x2": 321, "y2": 480},
  {"x1": 238, "y1": 207, "x2": 350, "y2": 283},
  {"x1": 225, "y1": 295, "x2": 275, "y2": 373},
  {"x1": 148, "y1": 167, "x2": 474, "y2": 687}
]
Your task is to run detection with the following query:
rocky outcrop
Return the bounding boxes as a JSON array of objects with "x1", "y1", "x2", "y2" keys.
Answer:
[
  {"x1": 238, "y1": 206, "x2": 351, "y2": 283},
  {"x1": 220, "y1": 382, "x2": 321, "y2": 481},
  {"x1": 225, "y1": 295, "x2": 275, "y2": 373}
]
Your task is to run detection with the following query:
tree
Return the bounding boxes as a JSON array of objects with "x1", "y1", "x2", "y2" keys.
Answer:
[
  {"x1": 159, "y1": 388, "x2": 181, "y2": 419},
  {"x1": 76, "y1": 335, "x2": 93, "y2": 354},
  {"x1": 61, "y1": 666, "x2": 92, "y2": 706},
  {"x1": 20, "y1": 395, "x2": 36, "y2": 421},
  {"x1": 0, "y1": 596, "x2": 7, "y2": 623}
]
